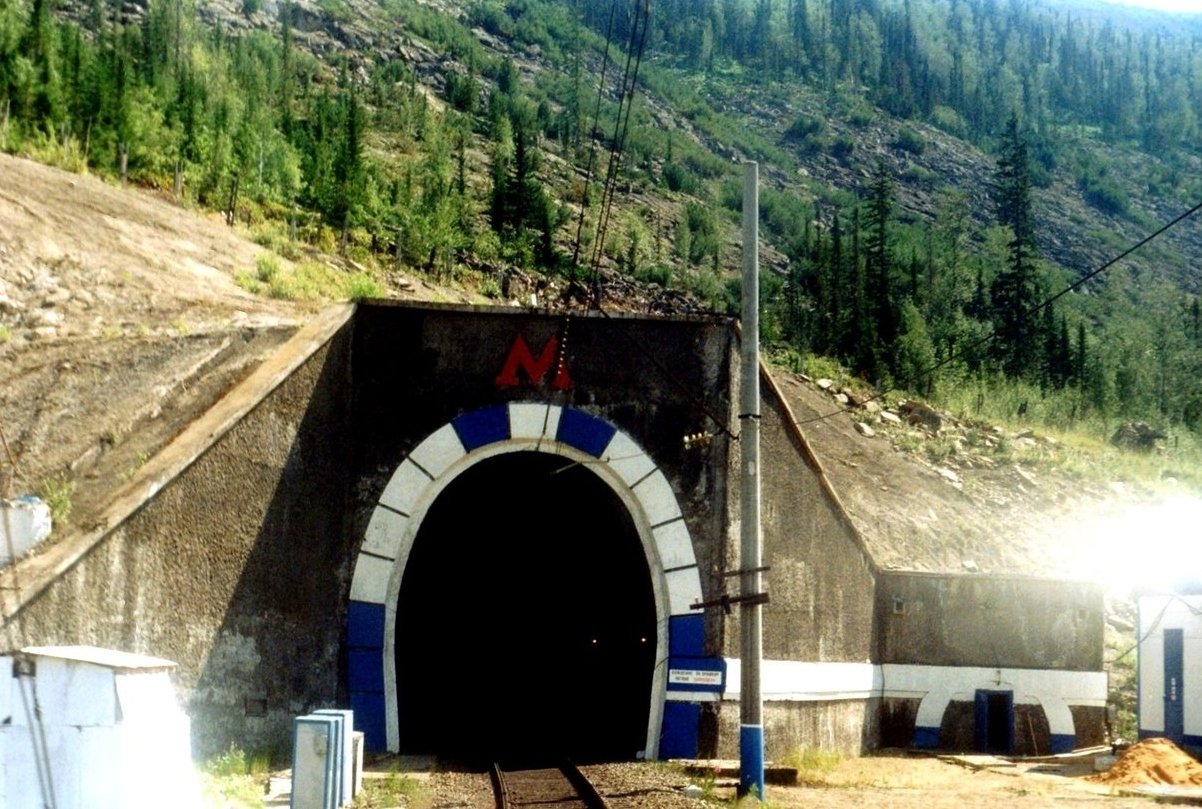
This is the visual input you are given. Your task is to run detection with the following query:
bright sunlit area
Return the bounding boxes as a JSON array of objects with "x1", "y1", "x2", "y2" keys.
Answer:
[
  {"x1": 1099, "y1": 0, "x2": 1202, "y2": 13},
  {"x1": 1068, "y1": 494, "x2": 1202, "y2": 596}
]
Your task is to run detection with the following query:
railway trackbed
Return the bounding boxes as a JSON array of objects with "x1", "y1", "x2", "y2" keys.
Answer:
[{"x1": 490, "y1": 761, "x2": 610, "y2": 809}]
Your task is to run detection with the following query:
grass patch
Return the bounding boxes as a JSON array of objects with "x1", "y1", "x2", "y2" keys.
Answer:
[
  {"x1": 38, "y1": 475, "x2": 75, "y2": 526},
  {"x1": 198, "y1": 744, "x2": 272, "y2": 809},
  {"x1": 783, "y1": 745, "x2": 843, "y2": 786},
  {"x1": 353, "y1": 770, "x2": 427, "y2": 808},
  {"x1": 0, "y1": 325, "x2": 10, "y2": 343},
  {"x1": 236, "y1": 257, "x2": 384, "y2": 301}
]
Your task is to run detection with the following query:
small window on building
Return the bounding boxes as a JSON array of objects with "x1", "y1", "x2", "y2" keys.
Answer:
[{"x1": 892, "y1": 596, "x2": 905, "y2": 615}]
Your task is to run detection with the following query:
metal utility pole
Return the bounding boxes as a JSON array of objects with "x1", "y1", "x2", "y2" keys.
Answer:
[{"x1": 739, "y1": 161, "x2": 765, "y2": 800}]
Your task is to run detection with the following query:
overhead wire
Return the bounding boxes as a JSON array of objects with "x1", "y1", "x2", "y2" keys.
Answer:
[
  {"x1": 569, "y1": 0, "x2": 618, "y2": 271},
  {"x1": 564, "y1": 0, "x2": 737, "y2": 439},
  {"x1": 587, "y1": 0, "x2": 652, "y2": 307},
  {"x1": 792, "y1": 196, "x2": 1202, "y2": 428}
]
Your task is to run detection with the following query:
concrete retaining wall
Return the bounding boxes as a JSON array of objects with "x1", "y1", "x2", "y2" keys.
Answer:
[
  {"x1": 716, "y1": 699, "x2": 877, "y2": 758},
  {"x1": 876, "y1": 571, "x2": 1103, "y2": 670},
  {"x1": 12, "y1": 309, "x2": 357, "y2": 756}
]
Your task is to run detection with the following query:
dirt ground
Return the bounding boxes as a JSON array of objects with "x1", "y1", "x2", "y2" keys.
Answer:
[
  {"x1": 0, "y1": 154, "x2": 303, "y2": 523},
  {"x1": 0, "y1": 154, "x2": 484, "y2": 533},
  {"x1": 401, "y1": 755, "x2": 1192, "y2": 809}
]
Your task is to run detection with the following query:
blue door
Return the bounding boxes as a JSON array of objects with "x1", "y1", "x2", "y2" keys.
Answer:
[
  {"x1": 974, "y1": 690, "x2": 1014, "y2": 754},
  {"x1": 1164, "y1": 628, "x2": 1184, "y2": 742}
]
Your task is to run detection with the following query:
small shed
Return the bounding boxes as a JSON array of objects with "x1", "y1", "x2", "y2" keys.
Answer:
[
  {"x1": 0, "y1": 645, "x2": 201, "y2": 809},
  {"x1": 1137, "y1": 592, "x2": 1202, "y2": 749}
]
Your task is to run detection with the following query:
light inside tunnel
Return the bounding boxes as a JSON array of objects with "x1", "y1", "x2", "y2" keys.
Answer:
[{"x1": 394, "y1": 451, "x2": 657, "y2": 765}]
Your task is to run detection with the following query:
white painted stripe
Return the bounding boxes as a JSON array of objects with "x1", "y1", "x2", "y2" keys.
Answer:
[
  {"x1": 508, "y1": 403, "x2": 559, "y2": 440},
  {"x1": 409, "y1": 423, "x2": 466, "y2": 479},
  {"x1": 653, "y1": 519, "x2": 696, "y2": 571},
  {"x1": 602, "y1": 431, "x2": 657, "y2": 486},
  {"x1": 881, "y1": 664, "x2": 1108, "y2": 705},
  {"x1": 725, "y1": 660, "x2": 877, "y2": 702},
  {"x1": 635, "y1": 470, "x2": 683, "y2": 527},
  {"x1": 361, "y1": 507, "x2": 407, "y2": 560},
  {"x1": 719, "y1": 660, "x2": 1108, "y2": 708},
  {"x1": 349, "y1": 553, "x2": 393, "y2": 605},
  {"x1": 378, "y1": 459, "x2": 429, "y2": 516},
  {"x1": 666, "y1": 566, "x2": 704, "y2": 616},
  {"x1": 666, "y1": 691, "x2": 720, "y2": 702}
]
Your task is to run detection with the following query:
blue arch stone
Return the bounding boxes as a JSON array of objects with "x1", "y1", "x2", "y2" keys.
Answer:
[
  {"x1": 452, "y1": 405, "x2": 511, "y2": 450},
  {"x1": 557, "y1": 409, "x2": 617, "y2": 457}
]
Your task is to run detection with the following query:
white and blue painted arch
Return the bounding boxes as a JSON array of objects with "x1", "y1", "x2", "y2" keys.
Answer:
[{"x1": 344, "y1": 402, "x2": 723, "y2": 757}]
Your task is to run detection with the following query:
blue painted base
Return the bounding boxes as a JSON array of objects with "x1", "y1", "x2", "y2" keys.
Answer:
[
  {"x1": 739, "y1": 724, "x2": 765, "y2": 799},
  {"x1": 1049, "y1": 733, "x2": 1076, "y2": 754},
  {"x1": 660, "y1": 702, "x2": 701, "y2": 759},
  {"x1": 914, "y1": 726, "x2": 940, "y2": 749}
]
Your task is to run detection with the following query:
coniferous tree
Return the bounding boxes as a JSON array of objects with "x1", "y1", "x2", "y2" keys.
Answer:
[
  {"x1": 990, "y1": 113, "x2": 1041, "y2": 379},
  {"x1": 863, "y1": 160, "x2": 896, "y2": 379}
]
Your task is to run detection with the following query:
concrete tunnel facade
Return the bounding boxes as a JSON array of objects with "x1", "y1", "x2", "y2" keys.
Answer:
[{"x1": 5, "y1": 301, "x2": 1106, "y2": 762}]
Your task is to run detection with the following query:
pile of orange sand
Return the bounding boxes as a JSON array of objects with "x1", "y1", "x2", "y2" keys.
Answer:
[{"x1": 1087, "y1": 738, "x2": 1202, "y2": 787}]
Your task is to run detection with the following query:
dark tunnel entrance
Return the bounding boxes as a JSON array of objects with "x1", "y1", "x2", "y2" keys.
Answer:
[{"x1": 395, "y1": 451, "x2": 657, "y2": 764}]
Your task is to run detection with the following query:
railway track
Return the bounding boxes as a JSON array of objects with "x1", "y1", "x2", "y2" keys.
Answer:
[{"x1": 490, "y1": 761, "x2": 610, "y2": 809}]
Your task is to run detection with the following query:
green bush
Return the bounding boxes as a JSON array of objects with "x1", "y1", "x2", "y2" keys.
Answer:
[
  {"x1": 929, "y1": 105, "x2": 967, "y2": 138},
  {"x1": 661, "y1": 162, "x2": 699, "y2": 194},
  {"x1": 894, "y1": 127, "x2": 926, "y2": 155},
  {"x1": 1079, "y1": 173, "x2": 1129, "y2": 217},
  {"x1": 784, "y1": 114, "x2": 825, "y2": 142},
  {"x1": 831, "y1": 135, "x2": 855, "y2": 161}
]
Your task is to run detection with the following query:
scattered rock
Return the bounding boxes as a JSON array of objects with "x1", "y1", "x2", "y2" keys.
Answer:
[
  {"x1": 27, "y1": 309, "x2": 64, "y2": 328},
  {"x1": 1111, "y1": 421, "x2": 1166, "y2": 452},
  {"x1": 816, "y1": 378, "x2": 835, "y2": 390},
  {"x1": 900, "y1": 400, "x2": 943, "y2": 432},
  {"x1": 854, "y1": 422, "x2": 875, "y2": 438},
  {"x1": 881, "y1": 411, "x2": 902, "y2": 425},
  {"x1": 936, "y1": 467, "x2": 960, "y2": 484},
  {"x1": 0, "y1": 292, "x2": 25, "y2": 314}
]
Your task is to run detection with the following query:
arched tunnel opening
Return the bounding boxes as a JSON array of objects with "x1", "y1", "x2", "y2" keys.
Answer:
[{"x1": 395, "y1": 451, "x2": 657, "y2": 765}]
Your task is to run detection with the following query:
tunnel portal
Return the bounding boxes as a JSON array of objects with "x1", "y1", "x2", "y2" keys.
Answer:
[{"x1": 395, "y1": 451, "x2": 656, "y2": 764}]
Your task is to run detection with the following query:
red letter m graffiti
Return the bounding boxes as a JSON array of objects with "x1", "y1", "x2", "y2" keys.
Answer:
[{"x1": 495, "y1": 334, "x2": 572, "y2": 390}]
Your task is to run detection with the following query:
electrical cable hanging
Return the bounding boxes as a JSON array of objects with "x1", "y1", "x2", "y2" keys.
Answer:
[
  {"x1": 569, "y1": 0, "x2": 619, "y2": 271},
  {"x1": 793, "y1": 196, "x2": 1202, "y2": 428},
  {"x1": 562, "y1": 0, "x2": 737, "y2": 439},
  {"x1": 587, "y1": 0, "x2": 652, "y2": 308}
]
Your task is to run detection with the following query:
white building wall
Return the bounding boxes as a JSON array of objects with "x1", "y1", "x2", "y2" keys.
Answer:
[
  {"x1": 0, "y1": 647, "x2": 201, "y2": 809},
  {"x1": 1137, "y1": 594, "x2": 1202, "y2": 742}
]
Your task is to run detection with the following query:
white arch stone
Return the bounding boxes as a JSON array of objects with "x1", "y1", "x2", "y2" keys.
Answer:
[{"x1": 347, "y1": 403, "x2": 704, "y2": 756}]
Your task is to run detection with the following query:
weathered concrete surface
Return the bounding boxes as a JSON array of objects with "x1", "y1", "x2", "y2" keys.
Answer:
[
  {"x1": 716, "y1": 699, "x2": 879, "y2": 758},
  {"x1": 2, "y1": 301, "x2": 1106, "y2": 761},
  {"x1": 6, "y1": 303, "x2": 741, "y2": 756},
  {"x1": 741, "y1": 370, "x2": 877, "y2": 664},
  {"x1": 11, "y1": 306, "x2": 357, "y2": 755},
  {"x1": 874, "y1": 572, "x2": 1104, "y2": 670}
]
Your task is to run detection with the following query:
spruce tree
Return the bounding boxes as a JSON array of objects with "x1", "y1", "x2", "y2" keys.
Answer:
[
  {"x1": 863, "y1": 161, "x2": 896, "y2": 379},
  {"x1": 990, "y1": 113, "x2": 1042, "y2": 379}
]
